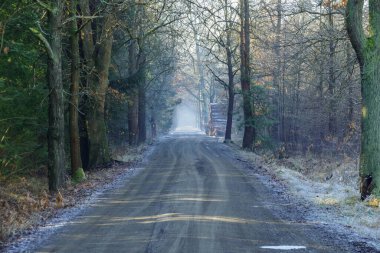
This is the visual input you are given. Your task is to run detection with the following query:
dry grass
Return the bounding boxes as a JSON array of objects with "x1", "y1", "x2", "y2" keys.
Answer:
[
  {"x1": 0, "y1": 144, "x2": 148, "y2": 246},
  {"x1": 236, "y1": 147, "x2": 380, "y2": 243},
  {"x1": 0, "y1": 175, "x2": 52, "y2": 243}
]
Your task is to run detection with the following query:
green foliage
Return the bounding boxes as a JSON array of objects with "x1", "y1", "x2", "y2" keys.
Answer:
[
  {"x1": 235, "y1": 83, "x2": 274, "y2": 148},
  {"x1": 0, "y1": 1, "x2": 48, "y2": 178},
  {"x1": 366, "y1": 36, "x2": 376, "y2": 52},
  {"x1": 252, "y1": 84, "x2": 276, "y2": 149}
]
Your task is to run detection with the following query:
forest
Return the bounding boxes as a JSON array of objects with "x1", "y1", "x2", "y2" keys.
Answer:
[{"x1": 0, "y1": 0, "x2": 380, "y2": 247}]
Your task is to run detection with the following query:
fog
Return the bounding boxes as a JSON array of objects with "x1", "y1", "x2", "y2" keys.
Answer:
[{"x1": 173, "y1": 100, "x2": 199, "y2": 132}]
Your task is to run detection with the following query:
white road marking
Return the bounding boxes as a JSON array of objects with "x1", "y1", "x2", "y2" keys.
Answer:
[{"x1": 260, "y1": 245, "x2": 306, "y2": 250}]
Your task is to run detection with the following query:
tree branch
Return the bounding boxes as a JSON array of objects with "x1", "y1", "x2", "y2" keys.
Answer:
[
  {"x1": 345, "y1": 0, "x2": 365, "y2": 67},
  {"x1": 29, "y1": 27, "x2": 56, "y2": 62},
  {"x1": 36, "y1": 0, "x2": 53, "y2": 12},
  {"x1": 206, "y1": 65, "x2": 228, "y2": 88}
]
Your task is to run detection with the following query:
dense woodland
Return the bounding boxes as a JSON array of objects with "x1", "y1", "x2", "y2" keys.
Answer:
[{"x1": 0, "y1": 0, "x2": 379, "y2": 209}]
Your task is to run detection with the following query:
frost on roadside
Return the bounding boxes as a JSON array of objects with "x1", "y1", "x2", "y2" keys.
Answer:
[{"x1": 237, "y1": 149, "x2": 380, "y2": 246}]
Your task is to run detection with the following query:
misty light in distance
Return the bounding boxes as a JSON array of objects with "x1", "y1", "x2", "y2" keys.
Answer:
[{"x1": 172, "y1": 100, "x2": 200, "y2": 133}]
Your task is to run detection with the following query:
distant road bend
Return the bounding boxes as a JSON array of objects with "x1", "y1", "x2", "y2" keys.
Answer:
[{"x1": 34, "y1": 131, "x2": 366, "y2": 252}]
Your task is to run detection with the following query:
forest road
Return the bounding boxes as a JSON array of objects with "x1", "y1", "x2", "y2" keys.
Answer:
[{"x1": 34, "y1": 132, "x2": 366, "y2": 253}]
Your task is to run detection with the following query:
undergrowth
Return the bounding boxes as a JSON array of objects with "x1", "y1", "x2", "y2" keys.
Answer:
[{"x1": 0, "y1": 174, "x2": 50, "y2": 243}]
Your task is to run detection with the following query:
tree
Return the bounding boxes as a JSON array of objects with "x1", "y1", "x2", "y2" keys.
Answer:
[
  {"x1": 78, "y1": 0, "x2": 114, "y2": 168},
  {"x1": 240, "y1": 0, "x2": 256, "y2": 149},
  {"x1": 0, "y1": 1, "x2": 49, "y2": 180},
  {"x1": 328, "y1": 3, "x2": 336, "y2": 136},
  {"x1": 197, "y1": 0, "x2": 239, "y2": 142},
  {"x1": 69, "y1": 0, "x2": 83, "y2": 179},
  {"x1": 271, "y1": 0, "x2": 284, "y2": 144},
  {"x1": 31, "y1": 0, "x2": 65, "y2": 191},
  {"x1": 111, "y1": 0, "x2": 180, "y2": 145},
  {"x1": 123, "y1": 2, "x2": 139, "y2": 145},
  {"x1": 223, "y1": 0, "x2": 237, "y2": 143},
  {"x1": 346, "y1": 0, "x2": 380, "y2": 199}
]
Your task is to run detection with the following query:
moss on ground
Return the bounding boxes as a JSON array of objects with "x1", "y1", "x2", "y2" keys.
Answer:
[{"x1": 72, "y1": 168, "x2": 86, "y2": 184}]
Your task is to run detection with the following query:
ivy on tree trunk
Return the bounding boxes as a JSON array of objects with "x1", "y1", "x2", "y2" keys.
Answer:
[{"x1": 346, "y1": 0, "x2": 380, "y2": 199}]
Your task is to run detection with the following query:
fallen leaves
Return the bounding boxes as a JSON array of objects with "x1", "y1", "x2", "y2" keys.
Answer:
[
  {"x1": 39, "y1": 191, "x2": 50, "y2": 209},
  {"x1": 315, "y1": 197, "x2": 339, "y2": 206},
  {"x1": 56, "y1": 191, "x2": 64, "y2": 209},
  {"x1": 0, "y1": 166, "x2": 131, "y2": 243},
  {"x1": 0, "y1": 145, "x2": 143, "y2": 244},
  {"x1": 366, "y1": 197, "x2": 380, "y2": 208},
  {"x1": 3, "y1": 47, "x2": 10, "y2": 55}
]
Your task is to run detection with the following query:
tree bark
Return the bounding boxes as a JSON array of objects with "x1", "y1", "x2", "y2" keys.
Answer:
[
  {"x1": 195, "y1": 44, "x2": 207, "y2": 131},
  {"x1": 191, "y1": 25, "x2": 207, "y2": 131},
  {"x1": 346, "y1": 43, "x2": 354, "y2": 125},
  {"x1": 328, "y1": 2, "x2": 337, "y2": 136},
  {"x1": 240, "y1": 0, "x2": 255, "y2": 150},
  {"x1": 224, "y1": 57, "x2": 234, "y2": 142},
  {"x1": 224, "y1": 0, "x2": 234, "y2": 142},
  {"x1": 87, "y1": 12, "x2": 113, "y2": 167},
  {"x1": 272, "y1": 0, "x2": 282, "y2": 143},
  {"x1": 150, "y1": 110, "x2": 157, "y2": 139},
  {"x1": 346, "y1": 0, "x2": 380, "y2": 199},
  {"x1": 78, "y1": 0, "x2": 95, "y2": 169},
  {"x1": 47, "y1": 0, "x2": 65, "y2": 191},
  {"x1": 78, "y1": 0, "x2": 112, "y2": 168},
  {"x1": 69, "y1": 0, "x2": 82, "y2": 174},
  {"x1": 138, "y1": 78, "x2": 146, "y2": 143},
  {"x1": 128, "y1": 38, "x2": 139, "y2": 146},
  {"x1": 128, "y1": 94, "x2": 139, "y2": 145}
]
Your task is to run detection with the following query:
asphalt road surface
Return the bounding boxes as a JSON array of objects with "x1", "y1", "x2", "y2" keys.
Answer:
[{"x1": 34, "y1": 132, "x2": 369, "y2": 252}]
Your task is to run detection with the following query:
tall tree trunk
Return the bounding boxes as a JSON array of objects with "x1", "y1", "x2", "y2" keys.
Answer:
[
  {"x1": 128, "y1": 94, "x2": 139, "y2": 145},
  {"x1": 224, "y1": 58, "x2": 234, "y2": 142},
  {"x1": 87, "y1": 12, "x2": 113, "y2": 167},
  {"x1": 328, "y1": 3, "x2": 336, "y2": 136},
  {"x1": 150, "y1": 108, "x2": 157, "y2": 139},
  {"x1": 69, "y1": 0, "x2": 82, "y2": 174},
  {"x1": 138, "y1": 79, "x2": 146, "y2": 143},
  {"x1": 224, "y1": 0, "x2": 234, "y2": 142},
  {"x1": 272, "y1": 0, "x2": 282, "y2": 143},
  {"x1": 128, "y1": 38, "x2": 139, "y2": 146},
  {"x1": 280, "y1": 19, "x2": 287, "y2": 146},
  {"x1": 346, "y1": 0, "x2": 380, "y2": 199},
  {"x1": 346, "y1": 42, "x2": 354, "y2": 125},
  {"x1": 316, "y1": 4, "x2": 325, "y2": 151},
  {"x1": 193, "y1": 29, "x2": 207, "y2": 131},
  {"x1": 47, "y1": 0, "x2": 65, "y2": 191},
  {"x1": 295, "y1": 67, "x2": 300, "y2": 147},
  {"x1": 78, "y1": 0, "x2": 95, "y2": 169},
  {"x1": 240, "y1": 0, "x2": 255, "y2": 150},
  {"x1": 78, "y1": 0, "x2": 112, "y2": 168}
]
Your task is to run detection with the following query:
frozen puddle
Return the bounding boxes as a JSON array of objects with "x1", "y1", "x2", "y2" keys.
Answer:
[{"x1": 260, "y1": 245, "x2": 306, "y2": 250}]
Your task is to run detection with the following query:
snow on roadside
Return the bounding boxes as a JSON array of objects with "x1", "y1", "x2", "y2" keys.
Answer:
[{"x1": 236, "y1": 149, "x2": 380, "y2": 249}]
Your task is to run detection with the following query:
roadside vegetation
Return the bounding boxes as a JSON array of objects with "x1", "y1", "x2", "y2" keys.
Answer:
[{"x1": 237, "y1": 147, "x2": 380, "y2": 244}]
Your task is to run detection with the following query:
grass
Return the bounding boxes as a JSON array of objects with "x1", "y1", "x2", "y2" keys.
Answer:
[{"x1": 0, "y1": 174, "x2": 50, "y2": 243}]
